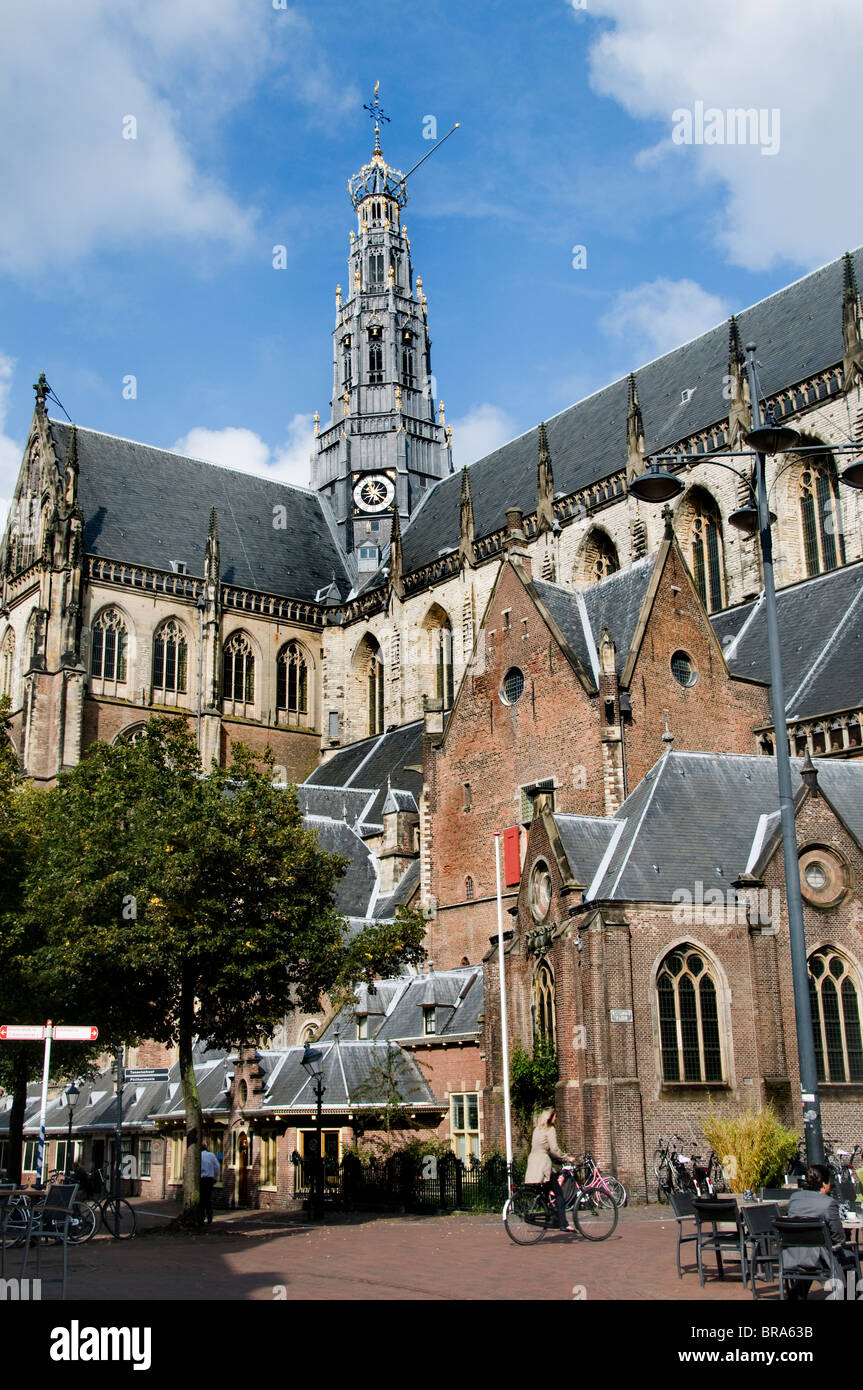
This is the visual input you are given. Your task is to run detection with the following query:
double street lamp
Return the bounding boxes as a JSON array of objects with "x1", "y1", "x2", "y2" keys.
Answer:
[
  {"x1": 301, "y1": 1043, "x2": 326, "y2": 1221},
  {"x1": 630, "y1": 342, "x2": 863, "y2": 1167}
]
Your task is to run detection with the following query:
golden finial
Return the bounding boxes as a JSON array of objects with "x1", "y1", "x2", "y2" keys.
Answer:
[
  {"x1": 314, "y1": 411, "x2": 320, "y2": 436},
  {"x1": 395, "y1": 385, "x2": 402, "y2": 411},
  {"x1": 438, "y1": 400, "x2": 446, "y2": 425},
  {"x1": 335, "y1": 284, "x2": 342, "y2": 308},
  {"x1": 350, "y1": 229, "x2": 355, "y2": 243},
  {"x1": 416, "y1": 276, "x2": 423, "y2": 293},
  {"x1": 362, "y1": 217, "x2": 368, "y2": 232},
  {"x1": 342, "y1": 390, "x2": 350, "y2": 416},
  {"x1": 421, "y1": 293, "x2": 428, "y2": 313},
  {"x1": 354, "y1": 267, "x2": 361, "y2": 288},
  {"x1": 445, "y1": 425, "x2": 453, "y2": 446}
]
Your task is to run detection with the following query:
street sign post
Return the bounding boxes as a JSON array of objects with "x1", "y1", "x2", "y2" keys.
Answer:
[
  {"x1": 0, "y1": 1021, "x2": 98, "y2": 1184},
  {"x1": 123, "y1": 1068, "x2": 170, "y2": 1083}
]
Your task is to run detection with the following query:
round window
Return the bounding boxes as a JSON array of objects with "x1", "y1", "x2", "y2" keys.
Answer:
[
  {"x1": 501, "y1": 667, "x2": 525, "y2": 705},
  {"x1": 799, "y1": 845, "x2": 850, "y2": 907},
  {"x1": 670, "y1": 651, "x2": 697, "y2": 687},
  {"x1": 529, "y1": 860, "x2": 553, "y2": 922}
]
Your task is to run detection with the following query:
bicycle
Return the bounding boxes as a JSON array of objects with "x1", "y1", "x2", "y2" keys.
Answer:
[
  {"x1": 570, "y1": 1153, "x2": 627, "y2": 1208},
  {"x1": 503, "y1": 1173, "x2": 619, "y2": 1244},
  {"x1": 15, "y1": 1170, "x2": 135, "y2": 1243}
]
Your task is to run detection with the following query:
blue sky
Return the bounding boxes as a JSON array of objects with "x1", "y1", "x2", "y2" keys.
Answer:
[{"x1": 2, "y1": 0, "x2": 862, "y2": 519}]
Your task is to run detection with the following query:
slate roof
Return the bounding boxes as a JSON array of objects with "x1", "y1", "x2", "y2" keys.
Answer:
[
  {"x1": 256, "y1": 1040, "x2": 439, "y2": 1112},
  {"x1": 532, "y1": 555, "x2": 656, "y2": 683},
  {"x1": 302, "y1": 815, "x2": 379, "y2": 920},
  {"x1": 400, "y1": 247, "x2": 863, "y2": 575},
  {"x1": 710, "y1": 560, "x2": 863, "y2": 720},
  {"x1": 305, "y1": 721, "x2": 424, "y2": 829},
  {"x1": 552, "y1": 816, "x2": 621, "y2": 893},
  {"x1": 320, "y1": 966, "x2": 484, "y2": 1043},
  {"x1": 49, "y1": 420, "x2": 352, "y2": 601},
  {"x1": 562, "y1": 749, "x2": 863, "y2": 905}
]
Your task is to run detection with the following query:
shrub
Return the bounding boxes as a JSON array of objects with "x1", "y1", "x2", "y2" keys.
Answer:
[
  {"x1": 510, "y1": 1036, "x2": 559, "y2": 1146},
  {"x1": 703, "y1": 1103, "x2": 799, "y2": 1194}
]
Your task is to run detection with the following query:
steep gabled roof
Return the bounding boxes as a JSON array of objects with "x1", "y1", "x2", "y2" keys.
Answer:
[
  {"x1": 400, "y1": 247, "x2": 863, "y2": 577},
  {"x1": 49, "y1": 420, "x2": 352, "y2": 601},
  {"x1": 711, "y1": 560, "x2": 863, "y2": 720}
]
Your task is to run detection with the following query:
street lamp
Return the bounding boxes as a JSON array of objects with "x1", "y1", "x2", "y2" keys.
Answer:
[
  {"x1": 64, "y1": 1081, "x2": 80, "y2": 1176},
  {"x1": 301, "y1": 1043, "x2": 326, "y2": 1220},
  {"x1": 631, "y1": 341, "x2": 863, "y2": 1166}
]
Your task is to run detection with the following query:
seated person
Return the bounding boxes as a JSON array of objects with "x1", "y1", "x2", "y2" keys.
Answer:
[{"x1": 784, "y1": 1163, "x2": 857, "y2": 1299}]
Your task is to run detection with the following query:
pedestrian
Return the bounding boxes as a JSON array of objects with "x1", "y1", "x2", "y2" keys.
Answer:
[{"x1": 200, "y1": 1143, "x2": 220, "y2": 1226}]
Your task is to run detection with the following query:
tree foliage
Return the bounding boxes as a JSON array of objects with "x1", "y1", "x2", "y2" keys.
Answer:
[
  {"x1": 509, "y1": 1036, "x2": 559, "y2": 1147},
  {"x1": 16, "y1": 717, "x2": 426, "y2": 1218}
]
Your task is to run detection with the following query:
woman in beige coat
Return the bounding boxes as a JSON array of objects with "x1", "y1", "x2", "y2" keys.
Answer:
[{"x1": 525, "y1": 1107, "x2": 574, "y2": 1231}]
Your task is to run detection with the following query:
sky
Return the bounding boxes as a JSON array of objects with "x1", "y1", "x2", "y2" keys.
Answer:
[{"x1": 1, "y1": 0, "x2": 862, "y2": 525}]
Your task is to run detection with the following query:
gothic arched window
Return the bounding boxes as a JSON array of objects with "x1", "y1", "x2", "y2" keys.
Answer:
[
  {"x1": 342, "y1": 335, "x2": 352, "y2": 387},
  {"x1": 808, "y1": 947, "x2": 863, "y2": 1083},
  {"x1": 657, "y1": 945, "x2": 723, "y2": 1083},
  {"x1": 368, "y1": 339, "x2": 384, "y2": 385},
  {"x1": 533, "y1": 961, "x2": 556, "y2": 1051},
  {"x1": 690, "y1": 495, "x2": 724, "y2": 612},
  {"x1": 368, "y1": 642, "x2": 384, "y2": 736},
  {"x1": 91, "y1": 609, "x2": 128, "y2": 685},
  {"x1": 0, "y1": 629, "x2": 15, "y2": 702},
  {"x1": 465, "y1": 875, "x2": 475, "y2": 901},
  {"x1": 152, "y1": 619, "x2": 188, "y2": 699},
  {"x1": 799, "y1": 456, "x2": 845, "y2": 577},
  {"x1": 223, "y1": 632, "x2": 255, "y2": 707},
  {"x1": 577, "y1": 530, "x2": 619, "y2": 587},
  {"x1": 423, "y1": 607, "x2": 454, "y2": 710},
  {"x1": 276, "y1": 641, "x2": 309, "y2": 720},
  {"x1": 401, "y1": 332, "x2": 415, "y2": 386},
  {"x1": 368, "y1": 253, "x2": 385, "y2": 292}
]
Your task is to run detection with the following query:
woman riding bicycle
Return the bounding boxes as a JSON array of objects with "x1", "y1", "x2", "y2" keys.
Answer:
[{"x1": 525, "y1": 1107, "x2": 574, "y2": 1232}]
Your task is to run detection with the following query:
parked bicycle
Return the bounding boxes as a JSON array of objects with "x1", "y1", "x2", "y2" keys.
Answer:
[
  {"x1": 654, "y1": 1136, "x2": 723, "y2": 1202},
  {"x1": 570, "y1": 1152, "x2": 627, "y2": 1208},
  {"x1": 14, "y1": 1168, "x2": 136, "y2": 1243},
  {"x1": 504, "y1": 1166, "x2": 619, "y2": 1244}
]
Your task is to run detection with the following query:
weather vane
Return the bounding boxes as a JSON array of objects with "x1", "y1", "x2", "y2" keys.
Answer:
[{"x1": 363, "y1": 81, "x2": 390, "y2": 128}]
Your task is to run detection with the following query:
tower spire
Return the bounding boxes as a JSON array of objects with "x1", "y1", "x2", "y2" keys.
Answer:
[
  {"x1": 626, "y1": 374, "x2": 645, "y2": 485},
  {"x1": 536, "y1": 422, "x2": 555, "y2": 534}
]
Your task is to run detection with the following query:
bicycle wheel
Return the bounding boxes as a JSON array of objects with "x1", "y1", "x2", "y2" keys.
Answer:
[
  {"x1": 656, "y1": 1163, "x2": 673, "y2": 1204},
  {"x1": 101, "y1": 1197, "x2": 136, "y2": 1239},
  {"x1": 4, "y1": 1197, "x2": 30, "y2": 1248},
  {"x1": 573, "y1": 1191, "x2": 619, "y2": 1241},
  {"x1": 503, "y1": 1187, "x2": 550, "y2": 1245},
  {"x1": 603, "y1": 1175, "x2": 627, "y2": 1207},
  {"x1": 68, "y1": 1200, "x2": 98, "y2": 1244}
]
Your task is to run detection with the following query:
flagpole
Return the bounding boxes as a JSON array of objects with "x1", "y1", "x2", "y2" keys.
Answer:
[{"x1": 494, "y1": 835, "x2": 514, "y2": 1184}]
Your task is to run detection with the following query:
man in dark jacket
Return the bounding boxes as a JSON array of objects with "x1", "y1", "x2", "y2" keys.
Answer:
[{"x1": 784, "y1": 1164, "x2": 858, "y2": 1299}]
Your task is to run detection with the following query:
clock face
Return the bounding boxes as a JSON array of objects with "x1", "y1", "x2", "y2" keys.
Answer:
[{"x1": 353, "y1": 474, "x2": 395, "y2": 513}]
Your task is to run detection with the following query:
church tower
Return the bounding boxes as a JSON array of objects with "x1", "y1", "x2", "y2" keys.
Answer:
[{"x1": 311, "y1": 101, "x2": 453, "y2": 569}]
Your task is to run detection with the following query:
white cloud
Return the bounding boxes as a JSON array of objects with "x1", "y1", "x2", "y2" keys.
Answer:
[
  {"x1": 449, "y1": 403, "x2": 516, "y2": 469},
  {"x1": 600, "y1": 278, "x2": 729, "y2": 363},
  {"x1": 0, "y1": 354, "x2": 23, "y2": 531},
  {"x1": 0, "y1": 1, "x2": 357, "y2": 275},
  {"x1": 583, "y1": 0, "x2": 863, "y2": 269},
  {"x1": 171, "y1": 414, "x2": 315, "y2": 489}
]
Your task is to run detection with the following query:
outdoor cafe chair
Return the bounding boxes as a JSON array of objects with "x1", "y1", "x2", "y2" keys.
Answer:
[
  {"x1": 772, "y1": 1216, "x2": 861, "y2": 1300},
  {"x1": 19, "y1": 1182, "x2": 78, "y2": 1301},
  {"x1": 692, "y1": 1197, "x2": 747, "y2": 1287},
  {"x1": 669, "y1": 1190, "x2": 699, "y2": 1279},
  {"x1": 740, "y1": 1202, "x2": 780, "y2": 1298}
]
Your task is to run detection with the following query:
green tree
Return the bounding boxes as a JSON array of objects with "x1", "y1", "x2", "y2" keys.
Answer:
[
  {"x1": 509, "y1": 1036, "x2": 559, "y2": 1148},
  {"x1": 0, "y1": 700, "x2": 103, "y2": 1183},
  {"x1": 21, "y1": 717, "x2": 425, "y2": 1222}
]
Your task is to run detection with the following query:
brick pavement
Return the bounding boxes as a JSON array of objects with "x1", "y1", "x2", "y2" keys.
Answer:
[{"x1": 26, "y1": 1206, "x2": 792, "y2": 1302}]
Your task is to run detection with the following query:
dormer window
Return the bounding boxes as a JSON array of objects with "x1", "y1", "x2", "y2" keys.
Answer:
[
  {"x1": 357, "y1": 1014, "x2": 368, "y2": 1040},
  {"x1": 423, "y1": 1005, "x2": 436, "y2": 1036}
]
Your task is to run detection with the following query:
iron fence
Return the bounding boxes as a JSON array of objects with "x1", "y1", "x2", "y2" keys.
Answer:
[{"x1": 291, "y1": 1152, "x2": 524, "y2": 1212}]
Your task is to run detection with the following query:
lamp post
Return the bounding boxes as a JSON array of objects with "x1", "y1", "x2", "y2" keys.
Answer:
[
  {"x1": 301, "y1": 1043, "x2": 326, "y2": 1221},
  {"x1": 630, "y1": 342, "x2": 863, "y2": 1166},
  {"x1": 64, "y1": 1081, "x2": 80, "y2": 1176}
]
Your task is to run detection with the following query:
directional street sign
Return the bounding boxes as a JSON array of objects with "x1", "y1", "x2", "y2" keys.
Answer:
[
  {"x1": 123, "y1": 1068, "x2": 169, "y2": 1083},
  {"x1": 0, "y1": 1023, "x2": 98, "y2": 1041},
  {"x1": 0, "y1": 1021, "x2": 100, "y2": 1183}
]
